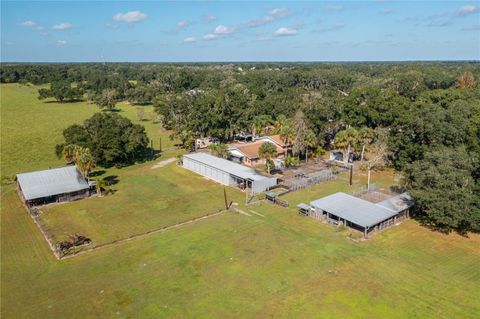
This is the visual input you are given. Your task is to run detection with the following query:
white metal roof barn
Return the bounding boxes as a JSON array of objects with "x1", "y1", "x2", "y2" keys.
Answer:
[
  {"x1": 309, "y1": 192, "x2": 413, "y2": 237},
  {"x1": 16, "y1": 166, "x2": 90, "y2": 203},
  {"x1": 182, "y1": 152, "x2": 277, "y2": 194}
]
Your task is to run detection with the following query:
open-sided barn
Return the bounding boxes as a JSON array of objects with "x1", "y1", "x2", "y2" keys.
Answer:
[
  {"x1": 182, "y1": 152, "x2": 277, "y2": 194},
  {"x1": 306, "y1": 192, "x2": 413, "y2": 237},
  {"x1": 16, "y1": 166, "x2": 91, "y2": 206}
]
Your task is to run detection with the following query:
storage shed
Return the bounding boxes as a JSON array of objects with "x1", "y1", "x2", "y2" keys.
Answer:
[
  {"x1": 182, "y1": 152, "x2": 277, "y2": 194},
  {"x1": 309, "y1": 192, "x2": 412, "y2": 237},
  {"x1": 17, "y1": 166, "x2": 90, "y2": 206}
]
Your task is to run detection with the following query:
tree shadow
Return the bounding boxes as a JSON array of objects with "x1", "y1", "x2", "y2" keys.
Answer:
[
  {"x1": 103, "y1": 175, "x2": 119, "y2": 186},
  {"x1": 89, "y1": 170, "x2": 106, "y2": 177},
  {"x1": 43, "y1": 99, "x2": 84, "y2": 104},
  {"x1": 390, "y1": 185, "x2": 406, "y2": 193}
]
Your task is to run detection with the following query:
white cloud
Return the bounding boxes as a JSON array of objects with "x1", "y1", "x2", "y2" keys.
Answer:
[
  {"x1": 205, "y1": 14, "x2": 216, "y2": 22},
  {"x1": 274, "y1": 27, "x2": 298, "y2": 36},
  {"x1": 183, "y1": 37, "x2": 196, "y2": 43},
  {"x1": 36, "y1": 26, "x2": 45, "y2": 31},
  {"x1": 248, "y1": 8, "x2": 289, "y2": 28},
  {"x1": 170, "y1": 20, "x2": 189, "y2": 33},
  {"x1": 52, "y1": 22, "x2": 72, "y2": 30},
  {"x1": 455, "y1": 5, "x2": 478, "y2": 16},
  {"x1": 214, "y1": 25, "x2": 234, "y2": 34},
  {"x1": 177, "y1": 20, "x2": 188, "y2": 28},
  {"x1": 203, "y1": 24, "x2": 235, "y2": 40},
  {"x1": 203, "y1": 33, "x2": 218, "y2": 40},
  {"x1": 56, "y1": 40, "x2": 67, "y2": 46},
  {"x1": 113, "y1": 11, "x2": 147, "y2": 23},
  {"x1": 269, "y1": 8, "x2": 289, "y2": 18},
  {"x1": 18, "y1": 21, "x2": 36, "y2": 27},
  {"x1": 326, "y1": 5, "x2": 344, "y2": 11},
  {"x1": 379, "y1": 9, "x2": 393, "y2": 14}
]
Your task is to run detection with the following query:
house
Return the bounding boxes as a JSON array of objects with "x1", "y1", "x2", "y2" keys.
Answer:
[
  {"x1": 229, "y1": 135, "x2": 290, "y2": 167},
  {"x1": 195, "y1": 137, "x2": 218, "y2": 150},
  {"x1": 306, "y1": 192, "x2": 413, "y2": 237},
  {"x1": 257, "y1": 135, "x2": 291, "y2": 153},
  {"x1": 182, "y1": 152, "x2": 277, "y2": 194},
  {"x1": 16, "y1": 166, "x2": 91, "y2": 206}
]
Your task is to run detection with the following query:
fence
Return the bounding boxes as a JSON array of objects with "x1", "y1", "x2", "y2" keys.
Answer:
[
  {"x1": 284, "y1": 169, "x2": 337, "y2": 192},
  {"x1": 265, "y1": 195, "x2": 289, "y2": 207}
]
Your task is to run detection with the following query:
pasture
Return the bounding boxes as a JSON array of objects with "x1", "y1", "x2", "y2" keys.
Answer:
[
  {"x1": 0, "y1": 83, "x2": 175, "y2": 178},
  {"x1": 1, "y1": 84, "x2": 480, "y2": 318},
  {"x1": 40, "y1": 162, "x2": 244, "y2": 246},
  {"x1": 2, "y1": 182, "x2": 480, "y2": 318}
]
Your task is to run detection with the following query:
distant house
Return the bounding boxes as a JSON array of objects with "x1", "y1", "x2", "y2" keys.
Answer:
[
  {"x1": 195, "y1": 137, "x2": 219, "y2": 150},
  {"x1": 182, "y1": 152, "x2": 277, "y2": 194},
  {"x1": 16, "y1": 166, "x2": 91, "y2": 206},
  {"x1": 229, "y1": 135, "x2": 290, "y2": 167}
]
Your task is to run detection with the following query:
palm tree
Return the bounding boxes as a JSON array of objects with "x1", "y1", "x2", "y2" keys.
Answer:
[
  {"x1": 61, "y1": 144, "x2": 79, "y2": 165},
  {"x1": 334, "y1": 127, "x2": 358, "y2": 162},
  {"x1": 251, "y1": 116, "x2": 263, "y2": 138},
  {"x1": 274, "y1": 114, "x2": 287, "y2": 134},
  {"x1": 279, "y1": 120, "x2": 295, "y2": 155},
  {"x1": 208, "y1": 143, "x2": 230, "y2": 159},
  {"x1": 75, "y1": 147, "x2": 96, "y2": 179},
  {"x1": 259, "y1": 142, "x2": 278, "y2": 174},
  {"x1": 358, "y1": 127, "x2": 373, "y2": 161},
  {"x1": 305, "y1": 129, "x2": 317, "y2": 163},
  {"x1": 94, "y1": 178, "x2": 110, "y2": 197}
]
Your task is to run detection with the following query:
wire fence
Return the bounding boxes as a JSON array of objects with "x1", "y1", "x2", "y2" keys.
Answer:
[{"x1": 283, "y1": 169, "x2": 337, "y2": 192}]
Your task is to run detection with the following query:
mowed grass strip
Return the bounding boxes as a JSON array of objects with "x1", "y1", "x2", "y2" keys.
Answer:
[{"x1": 40, "y1": 163, "x2": 244, "y2": 245}]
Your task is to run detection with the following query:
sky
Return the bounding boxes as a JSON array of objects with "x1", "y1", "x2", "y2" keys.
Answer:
[{"x1": 1, "y1": 1, "x2": 479, "y2": 62}]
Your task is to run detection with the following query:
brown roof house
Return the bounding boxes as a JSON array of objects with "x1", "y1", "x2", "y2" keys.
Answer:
[{"x1": 229, "y1": 135, "x2": 290, "y2": 167}]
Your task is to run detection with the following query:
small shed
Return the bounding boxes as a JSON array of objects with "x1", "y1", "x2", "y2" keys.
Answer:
[
  {"x1": 16, "y1": 166, "x2": 90, "y2": 206},
  {"x1": 297, "y1": 203, "x2": 312, "y2": 216}
]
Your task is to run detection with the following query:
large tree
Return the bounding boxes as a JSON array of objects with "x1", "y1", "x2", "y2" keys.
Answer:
[
  {"x1": 59, "y1": 113, "x2": 150, "y2": 167},
  {"x1": 95, "y1": 88, "x2": 118, "y2": 111},
  {"x1": 38, "y1": 81, "x2": 83, "y2": 102},
  {"x1": 292, "y1": 110, "x2": 308, "y2": 160},
  {"x1": 405, "y1": 147, "x2": 480, "y2": 233}
]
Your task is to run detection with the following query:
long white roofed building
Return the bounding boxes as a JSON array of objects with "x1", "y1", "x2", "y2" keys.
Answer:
[{"x1": 182, "y1": 152, "x2": 277, "y2": 194}]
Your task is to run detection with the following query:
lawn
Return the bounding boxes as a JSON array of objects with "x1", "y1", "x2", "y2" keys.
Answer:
[
  {"x1": 40, "y1": 162, "x2": 244, "y2": 245},
  {"x1": 0, "y1": 83, "x2": 176, "y2": 178},
  {"x1": 1, "y1": 182, "x2": 479, "y2": 318}
]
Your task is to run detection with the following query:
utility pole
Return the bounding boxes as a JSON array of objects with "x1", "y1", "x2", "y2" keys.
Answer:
[
  {"x1": 349, "y1": 165, "x2": 353, "y2": 186},
  {"x1": 244, "y1": 180, "x2": 248, "y2": 205},
  {"x1": 223, "y1": 187, "x2": 229, "y2": 210}
]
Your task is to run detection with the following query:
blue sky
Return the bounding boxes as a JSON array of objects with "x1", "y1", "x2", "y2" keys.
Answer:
[{"x1": 1, "y1": 1, "x2": 479, "y2": 62}]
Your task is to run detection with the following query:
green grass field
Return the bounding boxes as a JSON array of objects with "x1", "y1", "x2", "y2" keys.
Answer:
[
  {"x1": 0, "y1": 83, "x2": 175, "y2": 178},
  {"x1": 1, "y1": 85, "x2": 480, "y2": 318},
  {"x1": 40, "y1": 163, "x2": 244, "y2": 245}
]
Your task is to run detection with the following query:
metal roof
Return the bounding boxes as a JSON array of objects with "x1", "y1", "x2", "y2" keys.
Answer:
[
  {"x1": 16, "y1": 166, "x2": 89, "y2": 200},
  {"x1": 376, "y1": 193, "x2": 413, "y2": 213},
  {"x1": 310, "y1": 192, "x2": 405, "y2": 228},
  {"x1": 183, "y1": 152, "x2": 272, "y2": 181},
  {"x1": 297, "y1": 203, "x2": 312, "y2": 210}
]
